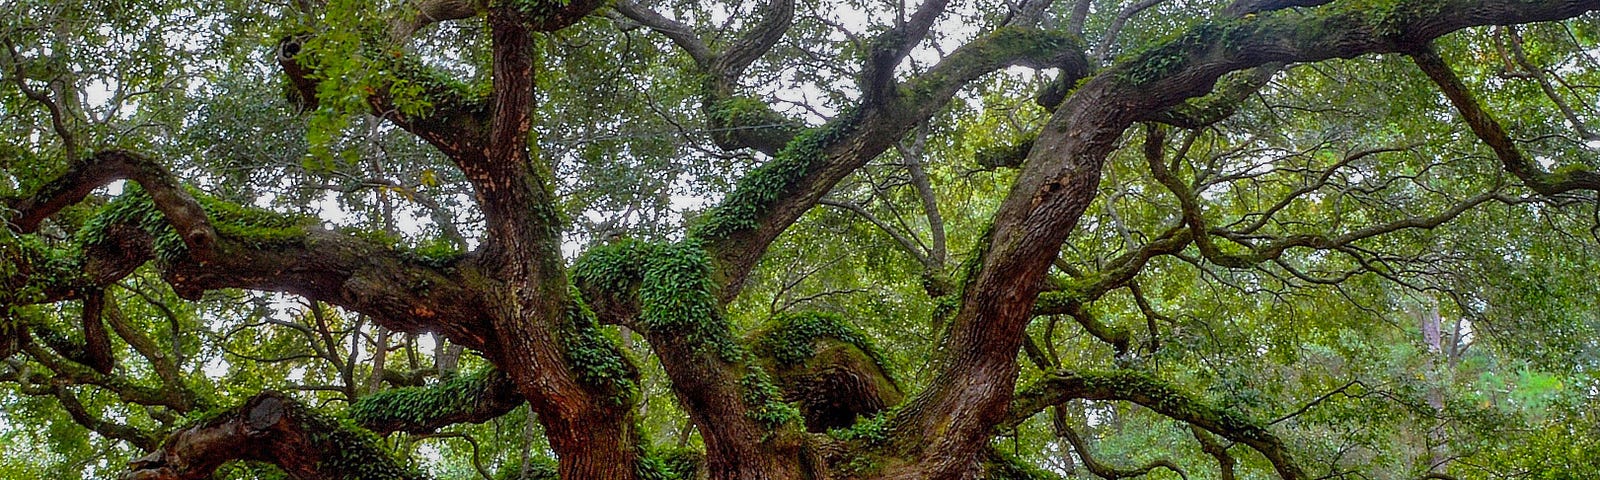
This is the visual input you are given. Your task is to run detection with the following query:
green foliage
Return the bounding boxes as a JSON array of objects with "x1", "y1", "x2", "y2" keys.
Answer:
[
  {"x1": 495, "y1": 458, "x2": 557, "y2": 480},
  {"x1": 827, "y1": 408, "x2": 892, "y2": 445},
  {"x1": 738, "y1": 369, "x2": 802, "y2": 430},
  {"x1": 347, "y1": 368, "x2": 497, "y2": 427},
  {"x1": 574, "y1": 240, "x2": 741, "y2": 361},
  {"x1": 689, "y1": 106, "x2": 864, "y2": 242},
  {"x1": 557, "y1": 290, "x2": 640, "y2": 402},
  {"x1": 752, "y1": 311, "x2": 891, "y2": 379},
  {"x1": 635, "y1": 447, "x2": 699, "y2": 480},
  {"x1": 982, "y1": 449, "x2": 1059, "y2": 480},
  {"x1": 300, "y1": 406, "x2": 429, "y2": 479}
]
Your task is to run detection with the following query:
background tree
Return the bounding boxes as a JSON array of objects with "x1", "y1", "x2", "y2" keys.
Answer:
[{"x1": 3, "y1": 0, "x2": 1600, "y2": 479}]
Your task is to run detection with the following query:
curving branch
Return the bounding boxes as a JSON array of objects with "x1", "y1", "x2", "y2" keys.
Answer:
[
  {"x1": 9, "y1": 151, "x2": 216, "y2": 260},
  {"x1": 892, "y1": 3, "x2": 1600, "y2": 476},
  {"x1": 860, "y1": 0, "x2": 954, "y2": 103},
  {"x1": 5, "y1": 149, "x2": 495, "y2": 351},
  {"x1": 1008, "y1": 370, "x2": 1304, "y2": 480},
  {"x1": 126, "y1": 392, "x2": 423, "y2": 480},
  {"x1": 1058, "y1": 422, "x2": 1188, "y2": 480}
]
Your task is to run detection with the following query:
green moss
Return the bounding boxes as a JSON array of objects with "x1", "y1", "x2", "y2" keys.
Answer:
[
  {"x1": 399, "y1": 236, "x2": 465, "y2": 268},
  {"x1": 302, "y1": 408, "x2": 428, "y2": 479},
  {"x1": 974, "y1": 139, "x2": 1034, "y2": 169},
  {"x1": 76, "y1": 187, "x2": 312, "y2": 264},
  {"x1": 185, "y1": 394, "x2": 425, "y2": 479},
  {"x1": 708, "y1": 97, "x2": 796, "y2": 131},
  {"x1": 739, "y1": 369, "x2": 803, "y2": 430},
  {"x1": 752, "y1": 312, "x2": 893, "y2": 381},
  {"x1": 689, "y1": 106, "x2": 864, "y2": 242},
  {"x1": 76, "y1": 188, "x2": 185, "y2": 263},
  {"x1": 576, "y1": 241, "x2": 802, "y2": 431},
  {"x1": 347, "y1": 368, "x2": 499, "y2": 427},
  {"x1": 1, "y1": 231, "x2": 83, "y2": 313},
  {"x1": 1115, "y1": 20, "x2": 1232, "y2": 86},
  {"x1": 558, "y1": 289, "x2": 640, "y2": 403},
  {"x1": 573, "y1": 240, "x2": 743, "y2": 361}
]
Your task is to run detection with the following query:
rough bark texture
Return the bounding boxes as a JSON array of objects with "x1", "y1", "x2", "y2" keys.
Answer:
[
  {"x1": 124, "y1": 392, "x2": 423, "y2": 480},
  {"x1": 0, "y1": 1, "x2": 1587, "y2": 479}
]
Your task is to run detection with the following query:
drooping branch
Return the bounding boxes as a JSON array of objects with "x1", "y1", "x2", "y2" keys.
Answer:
[
  {"x1": 126, "y1": 392, "x2": 424, "y2": 480},
  {"x1": 1191, "y1": 425, "x2": 1238, "y2": 480},
  {"x1": 1007, "y1": 370, "x2": 1305, "y2": 480},
  {"x1": 1407, "y1": 43, "x2": 1600, "y2": 196},
  {"x1": 610, "y1": 1, "x2": 715, "y2": 68},
  {"x1": 51, "y1": 383, "x2": 162, "y2": 450},
  {"x1": 1058, "y1": 421, "x2": 1188, "y2": 480},
  {"x1": 1501, "y1": 25, "x2": 1599, "y2": 141},
  {"x1": 276, "y1": 36, "x2": 491, "y2": 163}
]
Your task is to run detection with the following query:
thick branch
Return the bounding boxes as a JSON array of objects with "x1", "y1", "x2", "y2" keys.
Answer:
[
  {"x1": 349, "y1": 368, "x2": 524, "y2": 435},
  {"x1": 389, "y1": 0, "x2": 482, "y2": 40},
  {"x1": 695, "y1": 26, "x2": 1091, "y2": 301},
  {"x1": 894, "y1": 1, "x2": 1600, "y2": 475},
  {"x1": 1408, "y1": 43, "x2": 1600, "y2": 196},
  {"x1": 162, "y1": 226, "x2": 495, "y2": 351},
  {"x1": 1008, "y1": 371, "x2": 1305, "y2": 480},
  {"x1": 9, "y1": 151, "x2": 216, "y2": 261},
  {"x1": 126, "y1": 392, "x2": 423, "y2": 480}
]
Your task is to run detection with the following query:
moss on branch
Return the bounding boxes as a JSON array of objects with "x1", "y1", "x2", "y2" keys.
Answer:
[
  {"x1": 347, "y1": 368, "x2": 525, "y2": 434},
  {"x1": 688, "y1": 106, "x2": 864, "y2": 243}
]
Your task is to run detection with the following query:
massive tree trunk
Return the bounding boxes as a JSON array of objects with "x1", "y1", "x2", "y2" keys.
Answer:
[{"x1": 0, "y1": 1, "x2": 1595, "y2": 480}]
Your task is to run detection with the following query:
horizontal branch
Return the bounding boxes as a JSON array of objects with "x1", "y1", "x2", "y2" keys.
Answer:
[
  {"x1": 6, "y1": 149, "x2": 496, "y2": 351},
  {"x1": 348, "y1": 369, "x2": 525, "y2": 435}
]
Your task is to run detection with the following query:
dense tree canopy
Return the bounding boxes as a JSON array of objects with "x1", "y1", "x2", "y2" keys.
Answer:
[{"x1": 3, "y1": 0, "x2": 1600, "y2": 478}]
